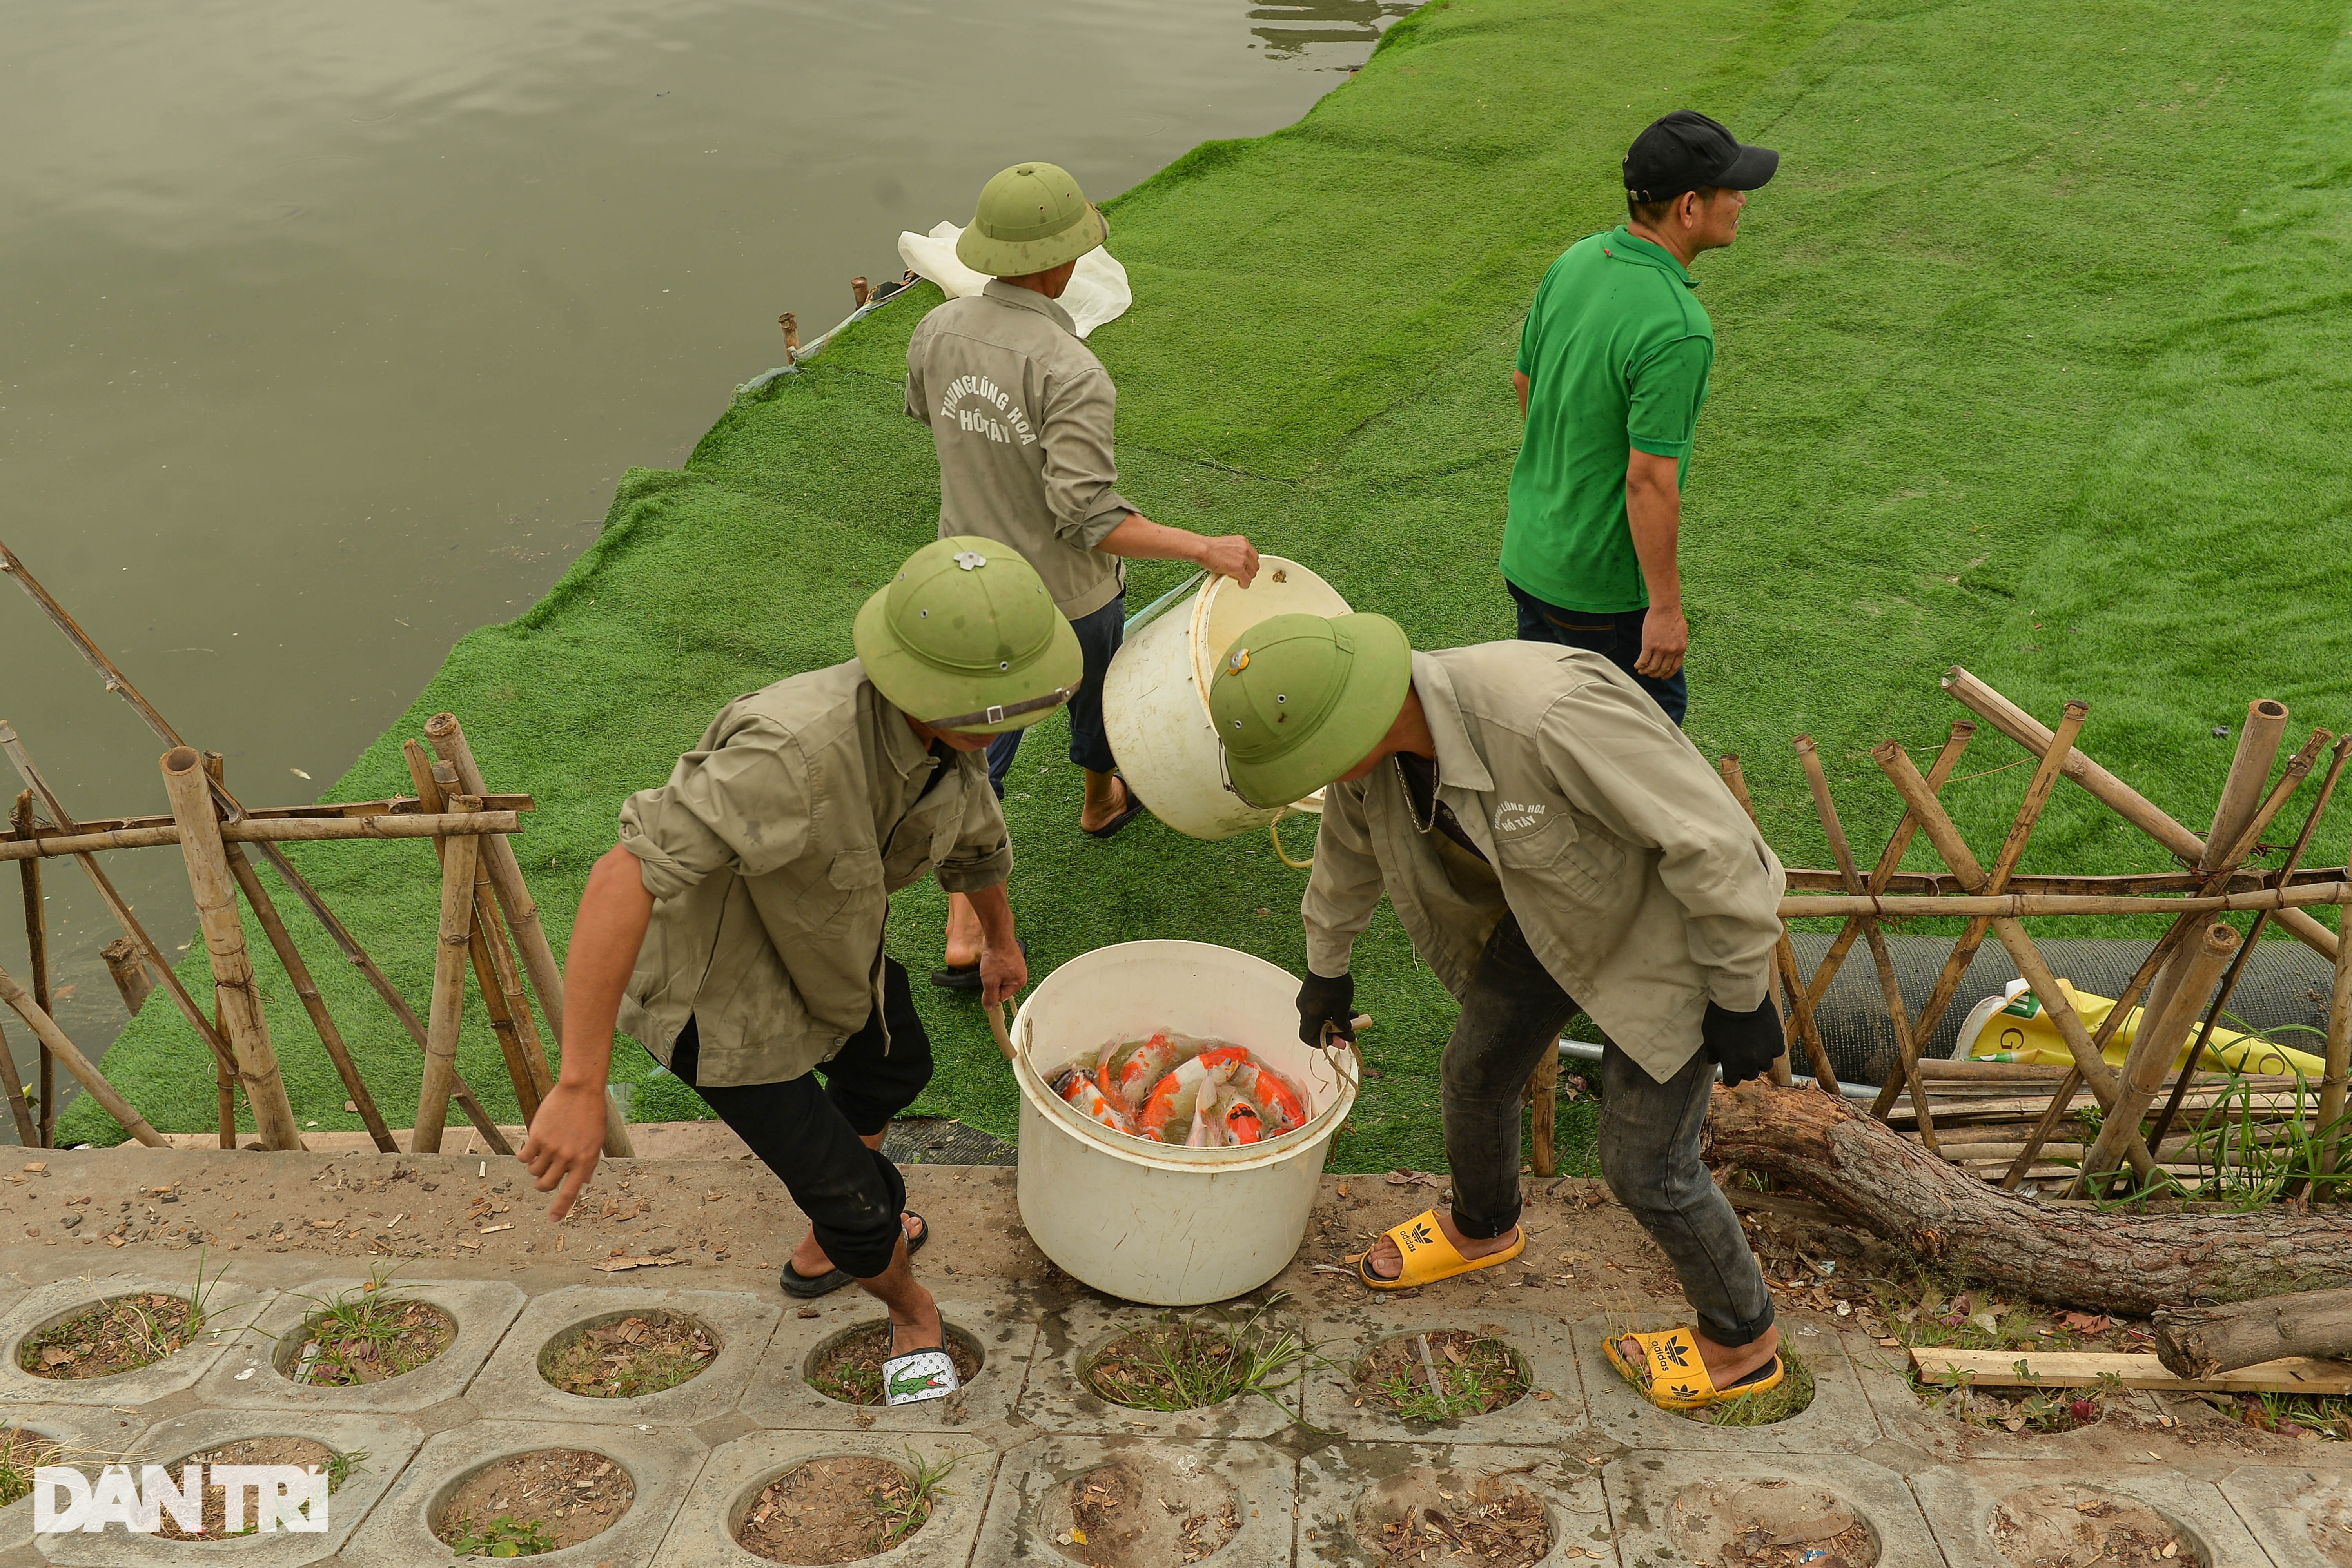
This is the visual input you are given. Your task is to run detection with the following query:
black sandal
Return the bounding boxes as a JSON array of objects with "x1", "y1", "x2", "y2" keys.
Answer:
[
  {"x1": 930, "y1": 938, "x2": 1024, "y2": 992},
  {"x1": 780, "y1": 1211, "x2": 927, "y2": 1298},
  {"x1": 1082, "y1": 773, "x2": 1147, "y2": 840}
]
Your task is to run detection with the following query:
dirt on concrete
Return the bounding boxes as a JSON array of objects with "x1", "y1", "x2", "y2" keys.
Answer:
[
  {"x1": 436, "y1": 1446, "x2": 633, "y2": 1555},
  {"x1": 153, "y1": 1435, "x2": 336, "y2": 1539},
  {"x1": 737, "y1": 1455, "x2": 930, "y2": 1565},
  {"x1": 1354, "y1": 1328, "x2": 1530, "y2": 1420},
  {"x1": 1355, "y1": 1467, "x2": 1552, "y2": 1566},
  {"x1": 1987, "y1": 1484, "x2": 2197, "y2": 1568},
  {"x1": 18, "y1": 1290, "x2": 198, "y2": 1379},
  {"x1": 1040, "y1": 1457, "x2": 1240, "y2": 1567},
  {"x1": 539, "y1": 1307, "x2": 715, "y2": 1398}
]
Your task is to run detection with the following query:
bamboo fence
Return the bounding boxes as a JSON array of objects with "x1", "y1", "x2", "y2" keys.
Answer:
[
  {"x1": 0, "y1": 540, "x2": 633, "y2": 1156},
  {"x1": 1748, "y1": 668, "x2": 2351, "y2": 1204}
]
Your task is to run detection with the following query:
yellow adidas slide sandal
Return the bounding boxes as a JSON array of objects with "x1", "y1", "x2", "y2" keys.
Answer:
[
  {"x1": 1355, "y1": 1209, "x2": 1525, "y2": 1290},
  {"x1": 1604, "y1": 1327, "x2": 1783, "y2": 1410}
]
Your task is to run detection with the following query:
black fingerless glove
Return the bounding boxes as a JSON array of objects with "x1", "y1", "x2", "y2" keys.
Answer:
[
  {"x1": 1296, "y1": 970, "x2": 1356, "y2": 1049},
  {"x1": 1701, "y1": 998, "x2": 1785, "y2": 1088}
]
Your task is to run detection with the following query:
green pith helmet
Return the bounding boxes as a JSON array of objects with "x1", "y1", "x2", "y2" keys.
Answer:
[
  {"x1": 854, "y1": 537, "x2": 1082, "y2": 734},
  {"x1": 955, "y1": 162, "x2": 1109, "y2": 279},
  {"x1": 1207, "y1": 613, "x2": 1413, "y2": 810}
]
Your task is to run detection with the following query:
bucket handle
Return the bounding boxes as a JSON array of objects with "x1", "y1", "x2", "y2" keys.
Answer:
[{"x1": 1269, "y1": 806, "x2": 1314, "y2": 871}]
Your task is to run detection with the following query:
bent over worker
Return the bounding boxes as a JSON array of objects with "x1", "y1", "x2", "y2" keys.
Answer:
[
  {"x1": 907, "y1": 160, "x2": 1259, "y2": 989},
  {"x1": 521, "y1": 536, "x2": 1075, "y2": 1408},
  {"x1": 1208, "y1": 614, "x2": 1791, "y2": 1411}
]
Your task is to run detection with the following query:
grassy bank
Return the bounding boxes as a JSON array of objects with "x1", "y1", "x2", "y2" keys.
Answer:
[{"x1": 63, "y1": 0, "x2": 2352, "y2": 1167}]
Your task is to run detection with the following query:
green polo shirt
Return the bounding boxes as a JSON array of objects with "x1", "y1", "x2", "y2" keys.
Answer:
[{"x1": 1501, "y1": 227, "x2": 1714, "y2": 613}]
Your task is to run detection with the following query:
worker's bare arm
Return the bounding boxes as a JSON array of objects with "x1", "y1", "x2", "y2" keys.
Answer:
[
  {"x1": 962, "y1": 881, "x2": 1028, "y2": 1009},
  {"x1": 521, "y1": 842, "x2": 652, "y2": 1219},
  {"x1": 1513, "y1": 370, "x2": 1530, "y2": 417},
  {"x1": 1098, "y1": 512, "x2": 1259, "y2": 587},
  {"x1": 1623, "y1": 449, "x2": 1688, "y2": 679}
]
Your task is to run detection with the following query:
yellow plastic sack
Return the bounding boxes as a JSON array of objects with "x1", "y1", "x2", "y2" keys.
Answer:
[{"x1": 1958, "y1": 978, "x2": 2327, "y2": 1079}]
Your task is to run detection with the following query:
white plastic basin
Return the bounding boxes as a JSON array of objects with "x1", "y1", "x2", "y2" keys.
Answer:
[{"x1": 1011, "y1": 940, "x2": 1359, "y2": 1305}]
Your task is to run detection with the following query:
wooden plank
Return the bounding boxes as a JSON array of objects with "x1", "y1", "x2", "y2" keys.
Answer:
[{"x1": 1911, "y1": 1346, "x2": 2352, "y2": 1394}]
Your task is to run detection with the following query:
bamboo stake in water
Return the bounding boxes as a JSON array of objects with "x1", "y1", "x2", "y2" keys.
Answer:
[
  {"x1": 1794, "y1": 737, "x2": 1935, "y2": 1148},
  {"x1": 0, "y1": 723, "x2": 243, "y2": 1145},
  {"x1": 9, "y1": 792, "x2": 49, "y2": 1146},
  {"x1": 426, "y1": 712, "x2": 633, "y2": 1158},
  {"x1": 413, "y1": 793, "x2": 483, "y2": 1155},
  {"x1": 162, "y1": 747, "x2": 305, "y2": 1151},
  {"x1": 0, "y1": 961, "x2": 162, "y2": 1146}
]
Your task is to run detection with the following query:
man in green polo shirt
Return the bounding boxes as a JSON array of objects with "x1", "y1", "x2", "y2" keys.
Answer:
[{"x1": 1500, "y1": 110, "x2": 1777, "y2": 726}]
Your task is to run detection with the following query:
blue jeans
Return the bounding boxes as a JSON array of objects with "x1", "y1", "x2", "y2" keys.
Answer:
[
  {"x1": 1507, "y1": 580, "x2": 1688, "y2": 727},
  {"x1": 987, "y1": 592, "x2": 1124, "y2": 795}
]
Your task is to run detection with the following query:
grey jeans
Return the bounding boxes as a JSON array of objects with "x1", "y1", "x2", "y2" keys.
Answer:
[{"x1": 1442, "y1": 914, "x2": 1776, "y2": 1348}]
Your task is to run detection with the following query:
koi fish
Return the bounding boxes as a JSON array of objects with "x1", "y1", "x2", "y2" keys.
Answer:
[
  {"x1": 1096, "y1": 1031, "x2": 1206, "y2": 1110},
  {"x1": 1138, "y1": 1046, "x2": 1248, "y2": 1142},
  {"x1": 1227, "y1": 1061, "x2": 1307, "y2": 1135},
  {"x1": 1205, "y1": 1083, "x2": 1264, "y2": 1145},
  {"x1": 1053, "y1": 1068, "x2": 1137, "y2": 1135}
]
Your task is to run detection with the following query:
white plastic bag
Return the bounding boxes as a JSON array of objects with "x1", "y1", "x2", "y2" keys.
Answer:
[{"x1": 895, "y1": 220, "x2": 1132, "y2": 339}]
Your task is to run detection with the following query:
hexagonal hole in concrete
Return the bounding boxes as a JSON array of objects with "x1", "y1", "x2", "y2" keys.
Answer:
[
  {"x1": 2316, "y1": 1491, "x2": 2352, "y2": 1568},
  {"x1": 432, "y1": 1446, "x2": 635, "y2": 1558},
  {"x1": 1989, "y1": 1484, "x2": 2206, "y2": 1568},
  {"x1": 271, "y1": 1285, "x2": 456, "y2": 1388},
  {"x1": 536, "y1": 1307, "x2": 718, "y2": 1399},
  {"x1": 1668, "y1": 1477, "x2": 1878, "y2": 1568},
  {"x1": 735, "y1": 1450, "x2": 961, "y2": 1564},
  {"x1": 1668, "y1": 1344, "x2": 1815, "y2": 1428},
  {"x1": 1351, "y1": 1465, "x2": 1552, "y2": 1566},
  {"x1": 16, "y1": 1290, "x2": 205, "y2": 1382},
  {"x1": 1350, "y1": 1328, "x2": 1532, "y2": 1424},
  {"x1": 805, "y1": 1319, "x2": 984, "y2": 1406},
  {"x1": 146, "y1": 1434, "x2": 365, "y2": 1540},
  {"x1": 1078, "y1": 1300, "x2": 1313, "y2": 1413},
  {"x1": 1036, "y1": 1450, "x2": 1240, "y2": 1566},
  {"x1": 0, "y1": 1425, "x2": 65, "y2": 1507}
]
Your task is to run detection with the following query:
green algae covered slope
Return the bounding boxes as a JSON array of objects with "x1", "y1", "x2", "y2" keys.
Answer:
[{"x1": 64, "y1": 0, "x2": 2352, "y2": 1156}]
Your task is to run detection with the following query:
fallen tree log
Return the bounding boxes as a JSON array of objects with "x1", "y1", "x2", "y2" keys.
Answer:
[
  {"x1": 1703, "y1": 1081, "x2": 2352, "y2": 1315},
  {"x1": 2153, "y1": 1286, "x2": 2352, "y2": 1378}
]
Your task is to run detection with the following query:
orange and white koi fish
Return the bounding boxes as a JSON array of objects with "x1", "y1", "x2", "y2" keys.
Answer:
[
  {"x1": 1053, "y1": 1068, "x2": 1137, "y2": 1135},
  {"x1": 1139, "y1": 1046, "x2": 1248, "y2": 1142},
  {"x1": 1194, "y1": 1083, "x2": 1263, "y2": 1146},
  {"x1": 1096, "y1": 1031, "x2": 1206, "y2": 1110},
  {"x1": 1227, "y1": 1061, "x2": 1307, "y2": 1134}
]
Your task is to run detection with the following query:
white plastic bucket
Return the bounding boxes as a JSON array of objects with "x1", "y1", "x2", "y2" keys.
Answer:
[
  {"x1": 1103, "y1": 557, "x2": 1352, "y2": 841},
  {"x1": 1011, "y1": 939, "x2": 1359, "y2": 1305}
]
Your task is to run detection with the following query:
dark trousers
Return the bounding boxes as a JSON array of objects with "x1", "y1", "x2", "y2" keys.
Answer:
[
  {"x1": 1507, "y1": 580, "x2": 1689, "y2": 727},
  {"x1": 668, "y1": 957, "x2": 933, "y2": 1279},
  {"x1": 1443, "y1": 915, "x2": 1774, "y2": 1347},
  {"x1": 987, "y1": 592, "x2": 1125, "y2": 795}
]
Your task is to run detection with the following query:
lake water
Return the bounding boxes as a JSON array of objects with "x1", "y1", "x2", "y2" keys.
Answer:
[{"x1": 0, "y1": 0, "x2": 1410, "y2": 1112}]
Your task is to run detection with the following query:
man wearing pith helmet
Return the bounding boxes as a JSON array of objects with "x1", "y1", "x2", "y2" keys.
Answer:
[
  {"x1": 1209, "y1": 619, "x2": 1793, "y2": 1413},
  {"x1": 907, "y1": 160, "x2": 1261, "y2": 992},
  {"x1": 519, "y1": 536, "x2": 1076, "y2": 1409}
]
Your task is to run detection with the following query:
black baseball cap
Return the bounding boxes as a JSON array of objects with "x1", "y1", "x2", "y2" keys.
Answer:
[{"x1": 1623, "y1": 110, "x2": 1778, "y2": 204}]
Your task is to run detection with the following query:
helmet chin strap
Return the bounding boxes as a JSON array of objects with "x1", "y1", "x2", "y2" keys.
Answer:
[{"x1": 920, "y1": 684, "x2": 1077, "y2": 732}]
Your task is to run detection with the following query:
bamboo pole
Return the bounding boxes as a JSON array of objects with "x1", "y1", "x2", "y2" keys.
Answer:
[
  {"x1": 1718, "y1": 755, "x2": 1838, "y2": 1092},
  {"x1": 1942, "y1": 665, "x2": 2339, "y2": 962},
  {"x1": 0, "y1": 812, "x2": 523, "y2": 862},
  {"x1": 5, "y1": 793, "x2": 534, "y2": 844},
  {"x1": 0, "y1": 961, "x2": 162, "y2": 1146},
  {"x1": 1526, "y1": 1044, "x2": 1561, "y2": 1175},
  {"x1": 100, "y1": 938, "x2": 151, "y2": 1016},
  {"x1": 2075, "y1": 922, "x2": 2240, "y2": 1195},
  {"x1": 0, "y1": 722, "x2": 244, "y2": 1145},
  {"x1": 412, "y1": 792, "x2": 483, "y2": 1155},
  {"x1": 407, "y1": 745, "x2": 545, "y2": 1125},
  {"x1": 0, "y1": 1017, "x2": 35, "y2": 1149},
  {"x1": 1782, "y1": 867, "x2": 2349, "y2": 896},
  {"x1": 1794, "y1": 737, "x2": 1936, "y2": 1147},
  {"x1": 0, "y1": 548, "x2": 515, "y2": 1153},
  {"x1": 2203, "y1": 702, "x2": 2291, "y2": 876},
  {"x1": 1777, "y1": 882, "x2": 2352, "y2": 918},
  {"x1": 2153, "y1": 734, "x2": 2346, "y2": 1157},
  {"x1": 1867, "y1": 701, "x2": 2087, "y2": 1121},
  {"x1": 161, "y1": 748, "x2": 304, "y2": 1151},
  {"x1": 11, "y1": 793, "x2": 51, "y2": 1145},
  {"x1": 425, "y1": 712, "x2": 633, "y2": 1157},
  {"x1": 1803, "y1": 722, "x2": 1976, "y2": 1014}
]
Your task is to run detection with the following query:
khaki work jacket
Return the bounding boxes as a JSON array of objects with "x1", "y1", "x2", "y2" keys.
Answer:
[
  {"x1": 905, "y1": 281, "x2": 1134, "y2": 621},
  {"x1": 1303, "y1": 643, "x2": 1785, "y2": 1083},
  {"x1": 615, "y1": 661, "x2": 1012, "y2": 1087}
]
